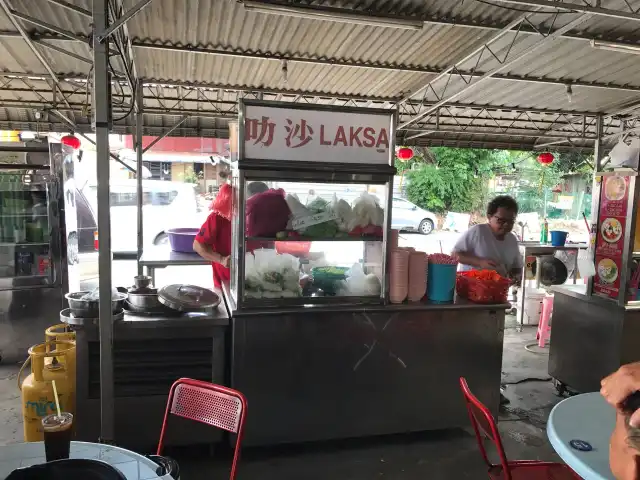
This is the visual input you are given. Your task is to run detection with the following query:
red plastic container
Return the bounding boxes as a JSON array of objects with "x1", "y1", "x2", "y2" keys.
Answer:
[{"x1": 456, "y1": 270, "x2": 510, "y2": 304}]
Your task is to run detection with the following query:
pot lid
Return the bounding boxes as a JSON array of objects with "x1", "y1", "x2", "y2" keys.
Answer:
[{"x1": 157, "y1": 284, "x2": 220, "y2": 311}]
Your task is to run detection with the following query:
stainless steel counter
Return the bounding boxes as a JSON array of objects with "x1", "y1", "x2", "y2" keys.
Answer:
[
  {"x1": 549, "y1": 286, "x2": 640, "y2": 394},
  {"x1": 71, "y1": 293, "x2": 229, "y2": 449},
  {"x1": 226, "y1": 286, "x2": 506, "y2": 446},
  {"x1": 139, "y1": 246, "x2": 209, "y2": 283}
]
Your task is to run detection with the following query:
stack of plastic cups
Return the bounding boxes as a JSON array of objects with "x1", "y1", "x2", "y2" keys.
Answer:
[
  {"x1": 407, "y1": 252, "x2": 428, "y2": 302},
  {"x1": 389, "y1": 249, "x2": 409, "y2": 304}
]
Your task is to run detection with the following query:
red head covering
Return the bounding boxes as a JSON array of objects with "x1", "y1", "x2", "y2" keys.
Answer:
[{"x1": 211, "y1": 183, "x2": 233, "y2": 221}]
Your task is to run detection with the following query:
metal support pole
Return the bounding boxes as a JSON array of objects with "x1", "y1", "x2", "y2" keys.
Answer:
[
  {"x1": 98, "y1": 0, "x2": 154, "y2": 41},
  {"x1": 587, "y1": 114, "x2": 603, "y2": 297},
  {"x1": 93, "y1": 0, "x2": 114, "y2": 444},
  {"x1": 136, "y1": 79, "x2": 144, "y2": 275}
]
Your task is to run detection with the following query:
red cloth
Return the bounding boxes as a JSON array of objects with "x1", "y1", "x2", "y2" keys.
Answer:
[
  {"x1": 245, "y1": 188, "x2": 290, "y2": 237},
  {"x1": 210, "y1": 183, "x2": 232, "y2": 220},
  {"x1": 195, "y1": 212, "x2": 231, "y2": 288}
]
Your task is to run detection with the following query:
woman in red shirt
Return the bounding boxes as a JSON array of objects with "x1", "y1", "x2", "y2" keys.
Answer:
[
  {"x1": 193, "y1": 182, "x2": 269, "y2": 288},
  {"x1": 193, "y1": 183, "x2": 233, "y2": 288}
]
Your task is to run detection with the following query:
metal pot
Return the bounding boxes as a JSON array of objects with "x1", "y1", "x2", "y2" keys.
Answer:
[
  {"x1": 65, "y1": 291, "x2": 127, "y2": 318},
  {"x1": 127, "y1": 292, "x2": 163, "y2": 310}
]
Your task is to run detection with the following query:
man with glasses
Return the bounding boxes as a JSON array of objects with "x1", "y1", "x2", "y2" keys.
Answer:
[{"x1": 452, "y1": 195, "x2": 523, "y2": 283}]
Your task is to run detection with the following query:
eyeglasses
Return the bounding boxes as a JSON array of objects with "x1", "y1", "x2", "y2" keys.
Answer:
[{"x1": 492, "y1": 215, "x2": 516, "y2": 226}]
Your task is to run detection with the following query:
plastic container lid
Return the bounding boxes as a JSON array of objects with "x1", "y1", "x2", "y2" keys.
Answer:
[{"x1": 158, "y1": 284, "x2": 220, "y2": 312}]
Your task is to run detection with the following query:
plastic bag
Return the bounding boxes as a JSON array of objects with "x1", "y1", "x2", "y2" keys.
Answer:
[
  {"x1": 246, "y1": 188, "x2": 291, "y2": 237},
  {"x1": 332, "y1": 194, "x2": 353, "y2": 232},
  {"x1": 609, "y1": 138, "x2": 640, "y2": 168},
  {"x1": 298, "y1": 196, "x2": 339, "y2": 237},
  {"x1": 338, "y1": 263, "x2": 382, "y2": 296},
  {"x1": 349, "y1": 192, "x2": 384, "y2": 231},
  {"x1": 80, "y1": 287, "x2": 119, "y2": 301},
  {"x1": 245, "y1": 249, "x2": 301, "y2": 297}
]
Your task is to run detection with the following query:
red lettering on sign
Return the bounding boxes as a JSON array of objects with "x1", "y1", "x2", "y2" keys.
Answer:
[
  {"x1": 334, "y1": 126, "x2": 347, "y2": 146},
  {"x1": 376, "y1": 128, "x2": 389, "y2": 150},
  {"x1": 362, "y1": 127, "x2": 375, "y2": 148},
  {"x1": 320, "y1": 125, "x2": 331, "y2": 145},
  {"x1": 284, "y1": 118, "x2": 314, "y2": 148},
  {"x1": 349, "y1": 127, "x2": 363, "y2": 147},
  {"x1": 245, "y1": 117, "x2": 275, "y2": 147}
]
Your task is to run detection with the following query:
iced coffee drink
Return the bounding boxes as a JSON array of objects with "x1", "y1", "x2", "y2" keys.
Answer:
[{"x1": 42, "y1": 412, "x2": 73, "y2": 462}]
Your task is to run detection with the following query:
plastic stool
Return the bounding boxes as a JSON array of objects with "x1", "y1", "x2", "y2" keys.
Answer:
[{"x1": 537, "y1": 294, "x2": 554, "y2": 347}]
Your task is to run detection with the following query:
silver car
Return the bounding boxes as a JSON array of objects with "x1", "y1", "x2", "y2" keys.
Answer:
[{"x1": 391, "y1": 197, "x2": 438, "y2": 235}]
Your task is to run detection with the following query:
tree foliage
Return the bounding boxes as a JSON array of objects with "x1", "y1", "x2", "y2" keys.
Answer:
[
  {"x1": 399, "y1": 147, "x2": 593, "y2": 216},
  {"x1": 403, "y1": 147, "x2": 503, "y2": 214}
]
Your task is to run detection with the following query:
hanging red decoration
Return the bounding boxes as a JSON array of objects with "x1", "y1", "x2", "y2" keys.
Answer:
[
  {"x1": 397, "y1": 147, "x2": 414, "y2": 161},
  {"x1": 61, "y1": 135, "x2": 81, "y2": 150},
  {"x1": 537, "y1": 152, "x2": 554, "y2": 165}
]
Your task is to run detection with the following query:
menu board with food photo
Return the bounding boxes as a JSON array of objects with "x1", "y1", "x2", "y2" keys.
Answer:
[
  {"x1": 594, "y1": 255, "x2": 622, "y2": 298},
  {"x1": 596, "y1": 217, "x2": 624, "y2": 257},
  {"x1": 600, "y1": 175, "x2": 629, "y2": 218}
]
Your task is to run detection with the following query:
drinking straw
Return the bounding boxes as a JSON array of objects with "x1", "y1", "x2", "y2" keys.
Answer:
[{"x1": 51, "y1": 380, "x2": 61, "y2": 418}]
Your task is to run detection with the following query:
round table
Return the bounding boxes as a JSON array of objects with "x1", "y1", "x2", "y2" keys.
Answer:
[
  {"x1": 547, "y1": 392, "x2": 616, "y2": 480},
  {"x1": 0, "y1": 441, "x2": 172, "y2": 479}
]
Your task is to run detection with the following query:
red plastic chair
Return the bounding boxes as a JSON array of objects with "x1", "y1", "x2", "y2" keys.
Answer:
[
  {"x1": 459, "y1": 377, "x2": 580, "y2": 480},
  {"x1": 157, "y1": 378, "x2": 248, "y2": 480}
]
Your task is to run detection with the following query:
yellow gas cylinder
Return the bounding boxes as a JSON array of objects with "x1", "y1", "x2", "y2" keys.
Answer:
[
  {"x1": 44, "y1": 324, "x2": 76, "y2": 369},
  {"x1": 44, "y1": 324, "x2": 76, "y2": 398},
  {"x1": 18, "y1": 341, "x2": 76, "y2": 442}
]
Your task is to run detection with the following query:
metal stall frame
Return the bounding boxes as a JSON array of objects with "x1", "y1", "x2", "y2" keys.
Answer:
[
  {"x1": 230, "y1": 99, "x2": 397, "y2": 311},
  {"x1": 92, "y1": 0, "x2": 115, "y2": 444}
]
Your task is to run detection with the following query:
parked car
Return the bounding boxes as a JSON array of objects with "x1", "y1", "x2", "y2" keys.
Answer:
[
  {"x1": 391, "y1": 197, "x2": 438, "y2": 235},
  {"x1": 84, "y1": 179, "x2": 208, "y2": 253}
]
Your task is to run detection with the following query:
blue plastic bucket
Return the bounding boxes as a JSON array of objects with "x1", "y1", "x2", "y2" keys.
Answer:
[
  {"x1": 427, "y1": 263, "x2": 457, "y2": 303},
  {"x1": 550, "y1": 230, "x2": 568, "y2": 247}
]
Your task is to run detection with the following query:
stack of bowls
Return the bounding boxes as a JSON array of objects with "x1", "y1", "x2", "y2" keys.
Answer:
[
  {"x1": 389, "y1": 249, "x2": 409, "y2": 304},
  {"x1": 407, "y1": 252, "x2": 428, "y2": 302}
]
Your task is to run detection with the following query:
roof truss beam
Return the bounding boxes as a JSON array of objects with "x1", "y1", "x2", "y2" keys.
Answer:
[
  {"x1": 398, "y1": 11, "x2": 593, "y2": 131},
  {"x1": 487, "y1": 0, "x2": 640, "y2": 22}
]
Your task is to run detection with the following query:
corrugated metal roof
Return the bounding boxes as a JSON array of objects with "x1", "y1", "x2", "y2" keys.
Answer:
[{"x1": 0, "y1": 0, "x2": 639, "y2": 148}]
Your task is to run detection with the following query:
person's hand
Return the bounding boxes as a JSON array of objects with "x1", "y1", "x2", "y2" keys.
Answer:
[
  {"x1": 610, "y1": 412, "x2": 640, "y2": 480},
  {"x1": 220, "y1": 255, "x2": 230, "y2": 268},
  {"x1": 477, "y1": 258, "x2": 498, "y2": 270},
  {"x1": 602, "y1": 363, "x2": 640, "y2": 427}
]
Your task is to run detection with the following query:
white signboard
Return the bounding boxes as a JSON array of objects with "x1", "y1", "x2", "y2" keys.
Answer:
[
  {"x1": 291, "y1": 211, "x2": 338, "y2": 231},
  {"x1": 243, "y1": 104, "x2": 393, "y2": 164}
]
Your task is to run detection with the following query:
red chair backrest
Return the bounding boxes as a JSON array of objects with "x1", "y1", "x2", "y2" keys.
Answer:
[
  {"x1": 459, "y1": 377, "x2": 511, "y2": 479},
  {"x1": 171, "y1": 382, "x2": 243, "y2": 433},
  {"x1": 157, "y1": 378, "x2": 247, "y2": 480}
]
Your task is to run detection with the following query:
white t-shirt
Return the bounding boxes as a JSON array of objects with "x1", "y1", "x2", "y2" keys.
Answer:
[{"x1": 453, "y1": 224, "x2": 523, "y2": 274}]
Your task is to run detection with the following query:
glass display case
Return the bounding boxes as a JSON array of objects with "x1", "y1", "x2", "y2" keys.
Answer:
[
  {"x1": 229, "y1": 100, "x2": 396, "y2": 309},
  {"x1": 0, "y1": 169, "x2": 55, "y2": 289}
]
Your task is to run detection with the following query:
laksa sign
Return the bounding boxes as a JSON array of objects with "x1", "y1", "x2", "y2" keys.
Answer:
[{"x1": 243, "y1": 104, "x2": 394, "y2": 164}]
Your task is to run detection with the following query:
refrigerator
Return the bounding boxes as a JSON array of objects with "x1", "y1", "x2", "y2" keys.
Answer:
[{"x1": 0, "y1": 141, "x2": 98, "y2": 362}]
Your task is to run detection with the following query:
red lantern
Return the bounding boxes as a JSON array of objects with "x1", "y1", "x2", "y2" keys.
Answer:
[
  {"x1": 61, "y1": 134, "x2": 81, "y2": 150},
  {"x1": 397, "y1": 147, "x2": 414, "y2": 161},
  {"x1": 537, "y1": 152, "x2": 554, "y2": 165}
]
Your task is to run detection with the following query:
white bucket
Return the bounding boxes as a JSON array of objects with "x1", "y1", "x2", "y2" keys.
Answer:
[{"x1": 517, "y1": 289, "x2": 546, "y2": 325}]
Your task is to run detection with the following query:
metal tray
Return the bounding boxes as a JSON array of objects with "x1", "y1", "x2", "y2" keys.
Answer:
[{"x1": 59, "y1": 308, "x2": 125, "y2": 326}]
